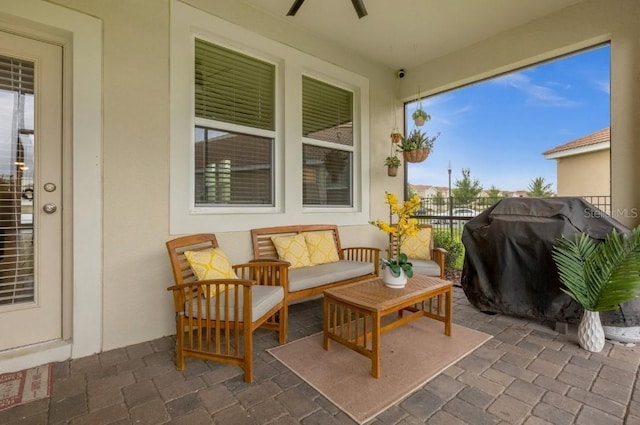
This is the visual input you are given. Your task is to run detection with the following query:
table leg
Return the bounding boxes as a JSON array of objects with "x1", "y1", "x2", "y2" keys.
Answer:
[
  {"x1": 371, "y1": 312, "x2": 381, "y2": 378},
  {"x1": 444, "y1": 288, "x2": 452, "y2": 336}
]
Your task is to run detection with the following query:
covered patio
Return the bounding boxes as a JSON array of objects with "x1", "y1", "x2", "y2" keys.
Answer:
[{"x1": 1, "y1": 0, "x2": 640, "y2": 423}]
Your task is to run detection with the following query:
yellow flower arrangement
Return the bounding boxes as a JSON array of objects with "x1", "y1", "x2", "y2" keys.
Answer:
[{"x1": 370, "y1": 192, "x2": 422, "y2": 277}]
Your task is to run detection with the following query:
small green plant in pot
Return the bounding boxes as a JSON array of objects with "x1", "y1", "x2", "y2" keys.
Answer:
[
  {"x1": 412, "y1": 108, "x2": 429, "y2": 126},
  {"x1": 552, "y1": 227, "x2": 640, "y2": 352},
  {"x1": 384, "y1": 155, "x2": 401, "y2": 177}
]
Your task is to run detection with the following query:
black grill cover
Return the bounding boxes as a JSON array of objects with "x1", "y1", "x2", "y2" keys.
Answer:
[{"x1": 461, "y1": 197, "x2": 636, "y2": 325}]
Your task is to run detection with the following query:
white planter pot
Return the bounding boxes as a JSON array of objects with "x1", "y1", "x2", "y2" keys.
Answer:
[
  {"x1": 382, "y1": 266, "x2": 407, "y2": 289},
  {"x1": 578, "y1": 310, "x2": 605, "y2": 352}
]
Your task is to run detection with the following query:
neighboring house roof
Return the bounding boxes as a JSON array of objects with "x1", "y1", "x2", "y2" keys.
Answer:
[
  {"x1": 543, "y1": 127, "x2": 610, "y2": 159},
  {"x1": 410, "y1": 184, "x2": 449, "y2": 196}
]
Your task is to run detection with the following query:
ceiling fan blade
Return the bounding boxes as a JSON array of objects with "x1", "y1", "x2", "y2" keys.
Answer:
[
  {"x1": 287, "y1": 0, "x2": 306, "y2": 16},
  {"x1": 351, "y1": 0, "x2": 368, "y2": 18}
]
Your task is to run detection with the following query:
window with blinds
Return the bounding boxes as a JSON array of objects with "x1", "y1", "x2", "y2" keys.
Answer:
[
  {"x1": 0, "y1": 55, "x2": 35, "y2": 305},
  {"x1": 194, "y1": 39, "x2": 275, "y2": 207},
  {"x1": 195, "y1": 39, "x2": 275, "y2": 131},
  {"x1": 302, "y1": 76, "x2": 354, "y2": 207}
]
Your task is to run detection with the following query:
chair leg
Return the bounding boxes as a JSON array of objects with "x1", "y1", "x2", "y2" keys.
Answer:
[
  {"x1": 243, "y1": 325, "x2": 253, "y2": 383},
  {"x1": 279, "y1": 304, "x2": 288, "y2": 344},
  {"x1": 175, "y1": 317, "x2": 185, "y2": 370}
]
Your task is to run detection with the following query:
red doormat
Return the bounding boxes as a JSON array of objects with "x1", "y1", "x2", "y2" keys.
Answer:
[{"x1": 0, "y1": 364, "x2": 52, "y2": 411}]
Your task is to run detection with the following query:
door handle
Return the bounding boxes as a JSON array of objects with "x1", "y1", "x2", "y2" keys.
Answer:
[{"x1": 42, "y1": 203, "x2": 57, "y2": 214}]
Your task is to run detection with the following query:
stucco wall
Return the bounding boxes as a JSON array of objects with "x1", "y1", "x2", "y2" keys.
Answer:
[{"x1": 556, "y1": 149, "x2": 611, "y2": 196}]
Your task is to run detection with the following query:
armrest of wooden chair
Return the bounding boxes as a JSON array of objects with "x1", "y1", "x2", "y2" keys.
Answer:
[
  {"x1": 234, "y1": 260, "x2": 290, "y2": 293},
  {"x1": 432, "y1": 247, "x2": 447, "y2": 279}
]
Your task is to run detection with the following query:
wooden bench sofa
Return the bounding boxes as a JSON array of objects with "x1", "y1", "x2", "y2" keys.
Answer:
[{"x1": 251, "y1": 224, "x2": 380, "y2": 310}]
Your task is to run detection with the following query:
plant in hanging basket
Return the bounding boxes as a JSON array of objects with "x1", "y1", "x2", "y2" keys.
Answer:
[
  {"x1": 397, "y1": 129, "x2": 439, "y2": 163},
  {"x1": 384, "y1": 155, "x2": 401, "y2": 167},
  {"x1": 403, "y1": 149, "x2": 428, "y2": 163},
  {"x1": 384, "y1": 155, "x2": 401, "y2": 176},
  {"x1": 390, "y1": 129, "x2": 403, "y2": 143},
  {"x1": 412, "y1": 109, "x2": 430, "y2": 126}
]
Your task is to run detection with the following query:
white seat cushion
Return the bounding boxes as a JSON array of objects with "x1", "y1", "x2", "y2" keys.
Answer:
[
  {"x1": 186, "y1": 285, "x2": 284, "y2": 322},
  {"x1": 409, "y1": 259, "x2": 441, "y2": 277},
  {"x1": 287, "y1": 260, "x2": 375, "y2": 292}
]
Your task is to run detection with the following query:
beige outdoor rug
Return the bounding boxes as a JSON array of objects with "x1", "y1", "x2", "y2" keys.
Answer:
[{"x1": 268, "y1": 318, "x2": 491, "y2": 424}]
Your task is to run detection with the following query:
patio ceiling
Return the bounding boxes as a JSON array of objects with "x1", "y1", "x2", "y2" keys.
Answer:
[{"x1": 238, "y1": 0, "x2": 584, "y2": 70}]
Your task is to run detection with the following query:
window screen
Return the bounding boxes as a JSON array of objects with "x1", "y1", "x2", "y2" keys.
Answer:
[
  {"x1": 302, "y1": 76, "x2": 354, "y2": 207},
  {"x1": 194, "y1": 127, "x2": 273, "y2": 207}
]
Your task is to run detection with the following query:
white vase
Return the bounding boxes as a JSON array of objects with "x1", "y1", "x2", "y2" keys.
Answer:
[
  {"x1": 382, "y1": 266, "x2": 407, "y2": 288},
  {"x1": 578, "y1": 310, "x2": 605, "y2": 352}
]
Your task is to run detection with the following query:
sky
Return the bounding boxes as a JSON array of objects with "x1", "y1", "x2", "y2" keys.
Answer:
[{"x1": 404, "y1": 44, "x2": 611, "y2": 193}]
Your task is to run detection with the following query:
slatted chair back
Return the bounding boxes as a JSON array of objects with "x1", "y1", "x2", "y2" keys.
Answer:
[{"x1": 388, "y1": 223, "x2": 435, "y2": 258}]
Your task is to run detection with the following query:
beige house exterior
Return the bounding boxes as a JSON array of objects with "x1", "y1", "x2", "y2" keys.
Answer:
[
  {"x1": 1, "y1": 0, "x2": 640, "y2": 373},
  {"x1": 543, "y1": 127, "x2": 611, "y2": 196}
]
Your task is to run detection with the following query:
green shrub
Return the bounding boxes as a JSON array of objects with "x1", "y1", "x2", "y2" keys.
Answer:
[{"x1": 433, "y1": 229, "x2": 465, "y2": 271}]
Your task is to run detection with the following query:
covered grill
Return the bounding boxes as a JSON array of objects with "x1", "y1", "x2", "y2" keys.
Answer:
[{"x1": 461, "y1": 197, "x2": 638, "y2": 326}]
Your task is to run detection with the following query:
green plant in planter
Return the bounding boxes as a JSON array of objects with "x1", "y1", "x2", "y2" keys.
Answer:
[
  {"x1": 412, "y1": 108, "x2": 429, "y2": 122},
  {"x1": 552, "y1": 227, "x2": 640, "y2": 352},
  {"x1": 553, "y1": 227, "x2": 640, "y2": 312},
  {"x1": 397, "y1": 129, "x2": 438, "y2": 152},
  {"x1": 384, "y1": 155, "x2": 401, "y2": 167}
]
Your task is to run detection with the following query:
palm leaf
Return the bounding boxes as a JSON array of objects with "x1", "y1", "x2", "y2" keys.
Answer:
[
  {"x1": 552, "y1": 233, "x2": 598, "y2": 309},
  {"x1": 590, "y1": 227, "x2": 640, "y2": 311},
  {"x1": 553, "y1": 227, "x2": 640, "y2": 312}
]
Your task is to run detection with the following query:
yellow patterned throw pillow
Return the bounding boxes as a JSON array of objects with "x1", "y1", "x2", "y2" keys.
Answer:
[
  {"x1": 271, "y1": 234, "x2": 312, "y2": 269},
  {"x1": 184, "y1": 248, "x2": 238, "y2": 297},
  {"x1": 402, "y1": 227, "x2": 432, "y2": 260},
  {"x1": 303, "y1": 231, "x2": 339, "y2": 265}
]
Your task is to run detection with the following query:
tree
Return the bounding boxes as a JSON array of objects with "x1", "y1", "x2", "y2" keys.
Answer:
[
  {"x1": 452, "y1": 168, "x2": 482, "y2": 206},
  {"x1": 433, "y1": 191, "x2": 446, "y2": 209},
  {"x1": 527, "y1": 177, "x2": 554, "y2": 197},
  {"x1": 485, "y1": 185, "x2": 503, "y2": 207}
]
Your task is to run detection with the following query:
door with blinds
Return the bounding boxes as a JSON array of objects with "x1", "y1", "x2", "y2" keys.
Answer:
[{"x1": 0, "y1": 31, "x2": 63, "y2": 351}]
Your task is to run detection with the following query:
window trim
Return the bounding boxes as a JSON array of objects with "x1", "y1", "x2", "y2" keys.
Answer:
[{"x1": 170, "y1": 0, "x2": 370, "y2": 233}]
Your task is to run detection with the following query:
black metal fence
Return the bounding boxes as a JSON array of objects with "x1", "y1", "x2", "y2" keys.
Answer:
[{"x1": 414, "y1": 195, "x2": 612, "y2": 236}]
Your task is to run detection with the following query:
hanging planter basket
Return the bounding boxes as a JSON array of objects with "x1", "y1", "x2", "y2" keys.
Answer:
[
  {"x1": 387, "y1": 166, "x2": 399, "y2": 177},
  {"x1": 403, "y1": 149, "x2": 429, "y2": 163}
]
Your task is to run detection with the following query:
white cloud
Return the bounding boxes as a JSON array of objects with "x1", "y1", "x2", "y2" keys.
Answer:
[
  {"x1": 491, "y1": 71, "x2": 580, "y2": 107},
  {"x1": 593, "y1": 79, "x2": 610, "y2": 94}
]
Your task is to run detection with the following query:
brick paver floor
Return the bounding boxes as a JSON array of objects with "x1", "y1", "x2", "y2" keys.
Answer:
[{"x1": 1, "y1": 286, "x2": 640, "y2": 424}]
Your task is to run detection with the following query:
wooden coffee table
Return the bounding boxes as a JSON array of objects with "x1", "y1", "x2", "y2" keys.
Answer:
[{"x1": 323, "y1": 274, "x2": 452, "y2": 378}]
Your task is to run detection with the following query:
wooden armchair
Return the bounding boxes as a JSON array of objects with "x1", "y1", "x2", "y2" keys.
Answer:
[
  {"x1": 166, "y1": 234, "x2": 288, "y2": 383},
  {"x1": 389, "y1": 223, "x2": 447, "y2": 279}
]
